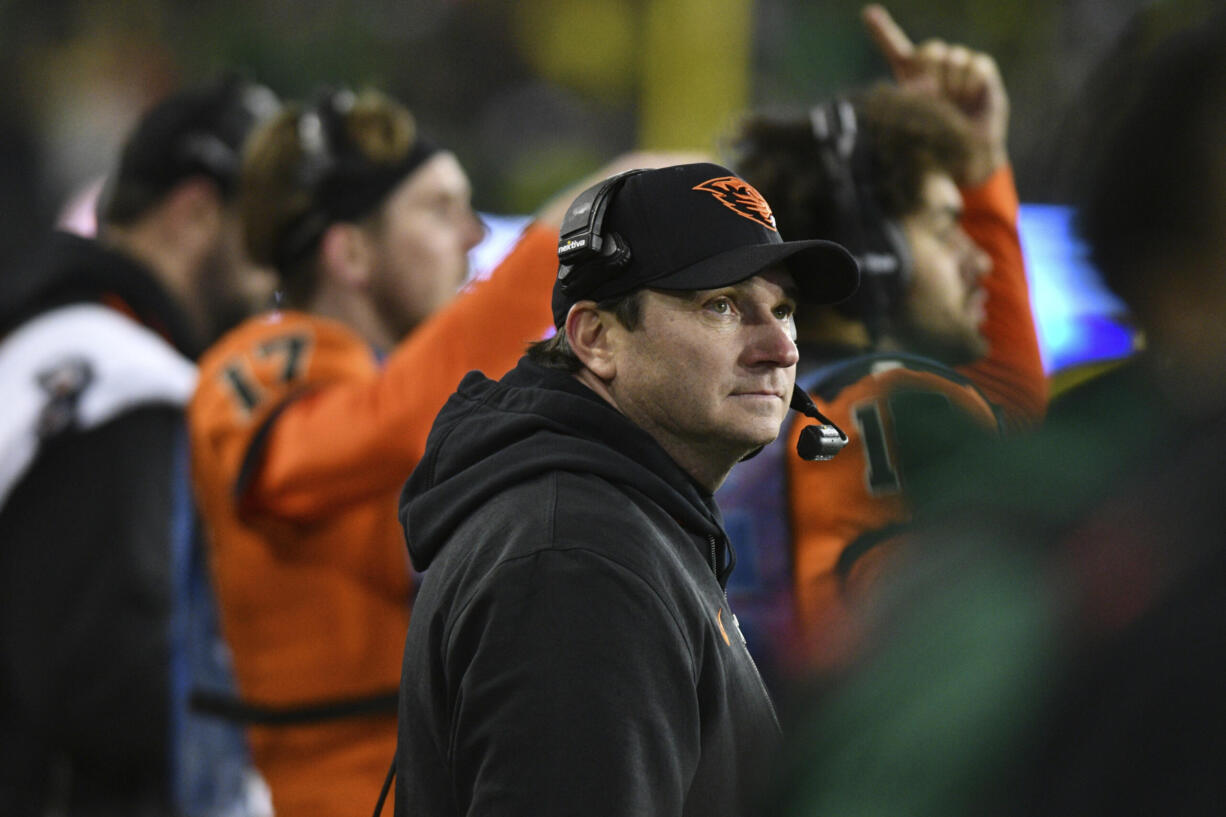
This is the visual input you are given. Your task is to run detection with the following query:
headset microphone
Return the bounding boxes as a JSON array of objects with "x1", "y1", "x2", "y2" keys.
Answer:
[{"x1": 790, "y1": 387, "x2": 847, "y2": 461}]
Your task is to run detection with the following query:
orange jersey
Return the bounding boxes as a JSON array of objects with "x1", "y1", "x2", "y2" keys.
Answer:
[
  {"x1": 188, "y1": 223, "x2": 557, "y2": 816},
  {"x1": 783, "y1": 356, "x2": 999, "y2": 664},
  {"x1": 784, "y1": 166, "x2": 1047, "y2": 666}
]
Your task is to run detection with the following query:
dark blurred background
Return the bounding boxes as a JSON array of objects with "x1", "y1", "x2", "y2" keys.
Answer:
[{"x1": 0, "y1": 0, "x2": 1210, "y2": 274}]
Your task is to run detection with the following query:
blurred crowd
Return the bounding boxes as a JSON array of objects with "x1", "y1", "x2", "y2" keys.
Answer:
[
  {"x1": 0, "y1": 0, "x2": 1183, "y2": 274},
  {"x1": 2, "y1": 1, "x2": 1225, "y2": 815}
]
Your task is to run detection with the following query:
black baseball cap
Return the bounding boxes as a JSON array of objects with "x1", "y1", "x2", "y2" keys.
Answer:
[
  {"x1": 98, "y1": 74, "x2": 280, "y2": 223},
  {"x1": 551, "y1": 162, "x2": 859, "y2": 327}
]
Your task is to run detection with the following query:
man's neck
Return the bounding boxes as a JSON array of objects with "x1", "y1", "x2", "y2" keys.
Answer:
[{"x1": 307, "y1": 285, "x2": 399, "y2": 353}]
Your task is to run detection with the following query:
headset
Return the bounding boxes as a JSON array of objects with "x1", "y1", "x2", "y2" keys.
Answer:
[
  {"x1": 273, "y1": 89, "x2": 368, "y2": 265},
  {"x1": 276, "y1": 88, "x2": 438, "y2": 268},
  {"x1": 174, "y1": 77, "x2": 281, "y2": 197},
  {"x1": 96, "y1": 75, "x2": 280, "y2": 225},
  {"x1": 790, "y1": 386, "x2": 848, "y2": 461},
  {"x1": 292, "y1": 88, "x2": 366, "y2": 191},
  {"x1": 555, "y1": 168, "x2": 645, "y2": 293},
  {"x1": 809, "y1": 97, "x2": 913, "y2": 341},
  {"x1": 554, "y1": 167, "x2": 847, "y2": 461}
]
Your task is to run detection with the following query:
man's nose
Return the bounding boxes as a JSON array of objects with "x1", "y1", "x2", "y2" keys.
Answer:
[
  {"x1": 960, "y1": 231, "x2": 991, "y2": 281},
  {"x1": 747, "y1": 317, "x2": 800, "y2": 368},
  {"x1": 464, "y1": 211, "x2": 487, "y2": 252}
]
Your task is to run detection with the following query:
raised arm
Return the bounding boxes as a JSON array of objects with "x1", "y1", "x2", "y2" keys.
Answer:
[{"x1": 864, "y1": 4, "x2": 1046, "y2": 424}]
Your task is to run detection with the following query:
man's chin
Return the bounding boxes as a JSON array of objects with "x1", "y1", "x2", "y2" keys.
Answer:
[
  {"x1": 958, "y1": 327, "x2": 991, "y2": 364},
  {"x1": 734, "y1": 420, "x2": 787, "y2": 451}
]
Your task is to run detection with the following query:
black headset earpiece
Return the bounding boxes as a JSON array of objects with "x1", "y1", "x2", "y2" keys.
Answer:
[
  {"x1": 809, "y1": 97, "x2": 912, "y2": 338},
  {"x1": 271, "y1": 91, "x2": 355, "y2": 266},
  {"x1": 790, "y1": 386, "x2": 848, "y2": 461},
  {"x1": 277, "y1": 88, "x2": 408, "y2": 266},
  {"x1": 556, "y1": 168, "x2": 645, "y2": 292},
  {"x1": 294, "y1": 88, "x2": 361, "y2": 191}
]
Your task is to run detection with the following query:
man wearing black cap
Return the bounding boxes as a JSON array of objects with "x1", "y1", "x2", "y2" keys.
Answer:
[
  {"x1": 392, "y1": 162, "x2": 858, "y2": 817},
  {"x1": 0, "y1": 75, "x2": 278, "y2": 817}
]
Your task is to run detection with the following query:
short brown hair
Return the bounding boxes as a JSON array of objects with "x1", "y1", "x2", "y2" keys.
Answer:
[
  {"x1": 729, "y1": 82, "x2": 973, "y2": 246},
  {"x1": 526, "y1": 290, "x2": 645, "y2": 372}
]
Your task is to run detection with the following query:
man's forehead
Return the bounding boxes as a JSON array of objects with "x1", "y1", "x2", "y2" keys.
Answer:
[{"x1": 400, "y1": 151, "x2": 470, "y2": 200}]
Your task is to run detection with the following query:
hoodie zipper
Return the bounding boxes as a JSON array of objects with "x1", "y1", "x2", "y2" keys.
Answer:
[{"x1": 709, "y1": 534, "x2": 781, "y2": 731}]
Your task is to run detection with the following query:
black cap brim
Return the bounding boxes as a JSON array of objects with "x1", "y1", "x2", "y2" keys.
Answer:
[{"x1": 642, "y1": 238, "x2": 860, "y2": 305}]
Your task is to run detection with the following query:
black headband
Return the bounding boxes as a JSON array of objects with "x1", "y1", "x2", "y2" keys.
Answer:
[{"x1": 274, "y1": 134, "x2": 440, "y2": 270}]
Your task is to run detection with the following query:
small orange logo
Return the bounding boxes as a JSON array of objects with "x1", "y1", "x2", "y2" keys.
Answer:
[
  {"x1": 693, "y1": 176, "x2": 778, "y2": 232},
  {"x1": 716, "y1": 607, "x2": 732, "y2": 646}
]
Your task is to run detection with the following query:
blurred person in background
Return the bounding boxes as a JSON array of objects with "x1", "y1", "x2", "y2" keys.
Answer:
[
  {"x1": 715, "y1": 4, "x2": 1047, "y2": 690},
  {"x1": 767, "y1": 5, "x2": 1226, "y2": 816},
  {"x1": 0, "y1": 75, "x2": 279, "y2": 817},
  {"x1": 187, "y1": 84, "x2": 702, "y2": 816}
]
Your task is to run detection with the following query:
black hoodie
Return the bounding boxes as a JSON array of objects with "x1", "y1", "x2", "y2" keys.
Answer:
[{"x1": 395, "y1": 357, "x2": 781, "y2": 817}]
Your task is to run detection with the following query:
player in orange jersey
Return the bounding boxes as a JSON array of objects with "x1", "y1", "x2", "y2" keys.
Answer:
[
  {"x1": 717, "y1": 5, "x2": 1048, "y2": 687},
  {"x1": 187, "y1": 84, "x2": 701, "y2": 816}
]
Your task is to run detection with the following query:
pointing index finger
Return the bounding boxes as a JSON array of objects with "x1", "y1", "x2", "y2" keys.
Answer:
[{"x1": 862, "y1": 4, "x2": 916, "y2": 77}]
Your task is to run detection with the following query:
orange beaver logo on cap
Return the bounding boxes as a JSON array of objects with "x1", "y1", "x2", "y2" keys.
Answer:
[{"x1": 692, "y1": 176, "x2": 778, "y2": 232}]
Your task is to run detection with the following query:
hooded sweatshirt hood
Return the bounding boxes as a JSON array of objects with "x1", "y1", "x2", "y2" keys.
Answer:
[
  {"x1": 0, "y1": 231, "x2": 203, "y2": 358},
  {"x1": 393, "y1": 358, "x2": 781, "y2": 817},
  {"x1": 399, "y1": 357, "x2": 727, "y2": 575}
]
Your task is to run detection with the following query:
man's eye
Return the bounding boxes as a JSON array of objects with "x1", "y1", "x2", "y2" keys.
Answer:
[
  {"x1": 708, "y1": 298, "x2": 732, "y2": 314},
  {"x1": 773, "y1": 304, "x2": 795, "y2": 320}
]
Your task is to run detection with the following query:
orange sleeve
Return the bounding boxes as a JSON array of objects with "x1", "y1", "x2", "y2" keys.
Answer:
[
  {"x1": 231, "y1": 223, "x2": 557, "y2": 521},
  {"x1": 956, "y1": 165, "x2": 1049, "y2": 428}
]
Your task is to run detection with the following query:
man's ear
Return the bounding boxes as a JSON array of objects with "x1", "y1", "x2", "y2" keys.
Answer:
[
  {"x1": 318, "y1": 223, "x2": 374, "y2": 289},
  {"x1": 566, "y1": 302, "x2": 618, "y2": 380}
]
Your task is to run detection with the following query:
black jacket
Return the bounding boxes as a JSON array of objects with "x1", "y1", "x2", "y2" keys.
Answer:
[
  {"x1": 0, "y1": 233, "x2": 201, "y2": 815},
  {"x1": 395, "y1": 358, "x2": 781, "y2": 817}
]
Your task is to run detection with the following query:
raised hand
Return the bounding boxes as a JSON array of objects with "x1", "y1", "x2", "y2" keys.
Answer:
[{"x1": 862, "y1": 4, "x2": 1008, "y2": 183}]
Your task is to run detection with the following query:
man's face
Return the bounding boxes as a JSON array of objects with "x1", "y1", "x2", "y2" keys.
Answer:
[
  {"x1": 895, "y1": 170, "x2": 991, "y2": 364},
  {"x1": 605, "y1": 268, "x2": 800, "y2": 488},
  {"x1": 367, "y1": 151, "x2": 485, "y2": 340}
]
